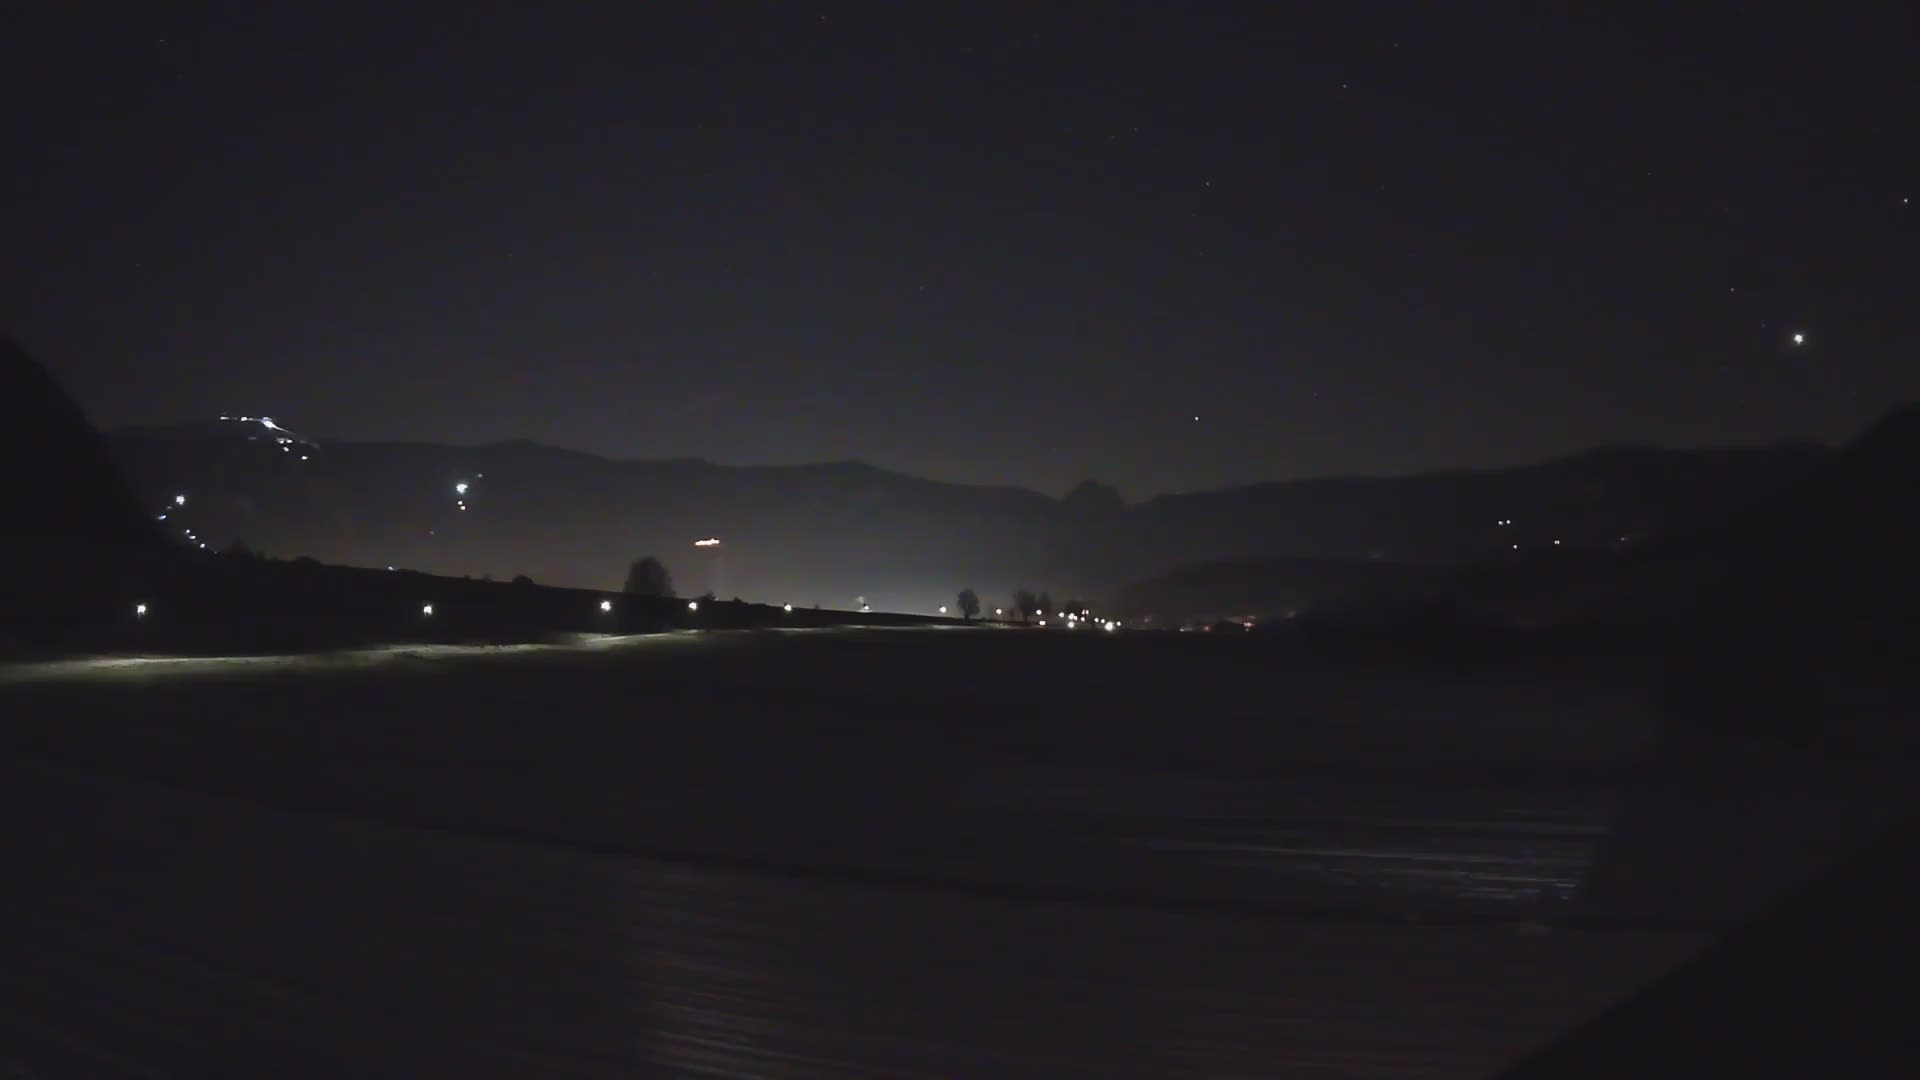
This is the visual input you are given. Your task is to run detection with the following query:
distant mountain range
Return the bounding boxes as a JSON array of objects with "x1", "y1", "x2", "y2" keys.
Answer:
[{"x1": 102, "y1": 419, "x2": 1834, "y2": 615}]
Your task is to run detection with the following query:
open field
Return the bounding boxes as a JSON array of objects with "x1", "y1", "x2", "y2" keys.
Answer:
[{"x1": 1, "y1": 627, "x2": 1906, "y2": 1076}]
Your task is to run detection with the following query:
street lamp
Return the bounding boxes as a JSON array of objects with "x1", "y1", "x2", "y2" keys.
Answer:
[
  {"x1": 134, "y1": 602, "x2": 148, "y2": 618},
  {"x1": 421, "y1": 603, "x2": 434, "y2": 617},
  {"x1": 687, "y1": 600, "x2": 699, "y2": 612},
  {"x1": 599, "y1": 599, "x2": 613, "y2": 613}
]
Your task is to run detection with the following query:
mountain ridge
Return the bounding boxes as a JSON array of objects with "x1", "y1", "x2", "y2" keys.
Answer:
[{"x1": 103, "y1": 418, "x2": 1842, "y2": 612}]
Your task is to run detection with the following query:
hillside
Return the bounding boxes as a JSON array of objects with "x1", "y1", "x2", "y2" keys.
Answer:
[{"x1": 104, "y1": 422, "x2": 1830, "y2": 613}]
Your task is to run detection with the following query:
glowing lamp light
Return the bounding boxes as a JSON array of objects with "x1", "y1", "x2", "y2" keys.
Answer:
[
  {"x1": 994, "y1": 608, "x2": 1004, "y2": 616},
  {"x1": 938, "y1": 605, "x2": 948, "y2": 614},
  {"x1": 134, "y1": 602, "x2": 148, "y2": 618},
  {"x1": 1792, "y1": 332, "x2": 1806, "y2": 346},
  {"x1": 783, "y1": 603, "x2": 793, "y2": 613},
  {"x1": 599, "y1": 599, "x2": 613, "y2": 613},
  {"x1": 1038, "y1": 619, "x2": 1047, "y2": 626},
  {"x1": 174, "y1": 494, "x2": 187, "y2": 507},
  {"x1": 421, "y1": 603, "x2": 434, "y2": 616},
  {"x1": 455, "y1": 482, "x2": 469, "y2": 495},
  {"x1": 687, "y1": 600, "x2": 700, "y2": 612}
]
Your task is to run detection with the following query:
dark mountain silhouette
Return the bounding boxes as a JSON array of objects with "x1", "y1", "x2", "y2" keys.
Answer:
[
  {"x1": 1, "y1": 334, "x2": 167, "y2": 557},
  {"x1": 103, "y1": 421, "x2": 1832, "y2": 611}
]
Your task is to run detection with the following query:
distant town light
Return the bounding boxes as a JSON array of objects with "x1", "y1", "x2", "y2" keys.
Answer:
[
  {"x1": 694, "y1": 537, "x2": 721, "y2": 547},
  {"x1": 861, "y1": 604, "x2": 871, "y2": 612},
  {"x1": 1553, "y1": 539, "x2": 1562, "y2": 546},
  {"x1": 1512, "y1": 544, "x2": 1519, "y2": 550},
  {"x1": 134, "y1": 602, "x2": 147, "y2": 618},
  {"x1": 174, "y1": 494, "x2": 187, "y2": 506},
  {"x1": 783, "y1": 603, "x2": 793, "y2": 613},
  {"x1": 387, "y1": 566, "x2": 395, "y2": 571},
  {"x1": 599, "y1": 599, "x2": 613, "y2": 613},
  {"x1": 1792, "y1": 332, "x2": 1806, "y2": 346},
  {"x1": 455, "y1": 482, "x2": 469, "y2": 495},
  {"x1": 994, "y1": 608, "x2": 1004, "y2": 616},
  {"x1": 421, "y1": 603, "x2": 434, "y2": 616},
  {"x1": 1038, "y1": 619, "x2": 1047, "y2": 626},
  {"x1": 687, "y1": 600, "x2": 699, "y2": 612}
]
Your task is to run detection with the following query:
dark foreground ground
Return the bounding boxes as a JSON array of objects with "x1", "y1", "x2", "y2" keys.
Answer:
[{"x1": 1, "y1": 628, "x2": 1910, "y2": 1076}]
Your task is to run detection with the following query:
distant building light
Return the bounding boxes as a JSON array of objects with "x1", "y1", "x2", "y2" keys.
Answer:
[
  {"x1": 157, "y1": 514, "x2": 167, "y2": 521},
  {"x1": 1553, "y1": 539, "x2": 1562, "y2": 546},
  {"x1": 687, "y1": 600, "x2": 699, "y2": 612},
  {"x1": 387, "y1": 566, "x2": 395, "y2": 571},
  {"x1": 1038, "y1": 619, "x2": 1047, "y2": 626},
  {"x1": 1512, "y1": 544, "x2": 1519, "y2": 550},
  {"x1": 174, "y1": 494, "x2": 187, "y2": 506},
  {"x1": 994, "y1": 608, "x2": 1004, "y2": 616},
  {"x1": 421, "y1": 603, "x2": 434, "y2": 616},
  {"x1": 455, "y1": 482, "x2": 469, "y2": 495},
  {"x1": 694, "y1": 537, "x2": 721, "y2": 547},
  {"x1": 939, "y1": 605, "x2": 948, "y2": 614},
  {"x1": 134, "y1": 603, "x2": 148, "y2": 618},
  {"x1": 599, "y1": 599, "x2": 613, "y2": 613},
  {"x1": 783, "y1": 603, "x2": 793, "y2": 613}
]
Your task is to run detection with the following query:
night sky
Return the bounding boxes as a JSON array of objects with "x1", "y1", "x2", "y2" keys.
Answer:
[{"x1": 6, "y1": 3, "x2": 1917, "y2": 498}]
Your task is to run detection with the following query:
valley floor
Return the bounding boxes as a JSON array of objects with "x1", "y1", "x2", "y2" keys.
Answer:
[{"x1": 0, "y1": 628, "x2": 1906, "y2": 1076}]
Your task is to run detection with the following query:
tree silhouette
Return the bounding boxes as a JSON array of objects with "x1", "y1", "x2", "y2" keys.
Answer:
[
  {"x1": 1039, "y1": 592, "x2": 1055, "y2": 618},
  {"x1": 957, "y1": 587, "x2": 980, "y2": 621},
  {"x1": 511, "y1": 574, "x2": 534, "y2": 586},
  {"x1": 623, "y1": 556, "x2": 674, "y2": 597},
  {"x1": 1012, "y1": 589, "x2": 1039, "y2": 623}
]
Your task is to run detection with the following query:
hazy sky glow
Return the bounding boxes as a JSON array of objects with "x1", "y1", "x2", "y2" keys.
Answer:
[{"x1": 6, "y1": 3, "x2": 1917, "y2": 497}]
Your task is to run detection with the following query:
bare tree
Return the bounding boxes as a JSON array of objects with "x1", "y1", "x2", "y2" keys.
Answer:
[
  {"x1": 957, "y1": 587, "x2": 981, "y2": 621},
  {"x1": 623, "y1": 556, "x2": 675, "y2": 597}
]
